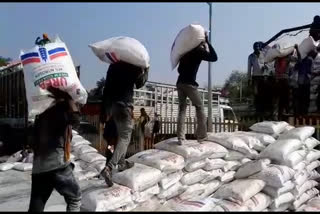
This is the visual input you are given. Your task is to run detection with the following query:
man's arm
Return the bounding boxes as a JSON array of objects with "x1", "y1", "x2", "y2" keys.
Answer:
[
  {"x1": 135, "y1": 68, "x2": 149, "y2": 89},
  {"x1": 196, "y1": 40, "x2": 218, "y2": 62}
]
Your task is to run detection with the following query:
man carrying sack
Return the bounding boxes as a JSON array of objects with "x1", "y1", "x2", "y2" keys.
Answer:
[{"x1": 28, "y1": 86, "x2": 82, "y2": 212}]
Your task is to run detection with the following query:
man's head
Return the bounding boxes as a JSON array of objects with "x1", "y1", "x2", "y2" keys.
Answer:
[
  {"x1": 310, "y1": 16, "x2": 320, "y2": 41},
  {"x1": 43, "y1": 33, "x2": 49, "y2": 40},
  {"x1": 253, "y1": 42, "x2": 262, "y2": 54},
  {"x1": 140, "y1": 108, "x2": 146, "y2": 115}
]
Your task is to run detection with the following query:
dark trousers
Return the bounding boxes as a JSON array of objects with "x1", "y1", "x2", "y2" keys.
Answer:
[
  {"x1": 297, "y1": 84, "x2": 311, "y2": 116},
  {"x1": 274, "y1": 79, "x2": 290, "y2": 120},
  {"x1": 28, "y1": 164, "x2": 81, "y2": 212},
  {"x1": 252, "y1": 76, "x2": 265, "y2": 114}
]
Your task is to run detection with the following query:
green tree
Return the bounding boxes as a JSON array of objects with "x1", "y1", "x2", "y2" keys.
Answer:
[
  {"x1": 0, "y1": 56, "x2": 12, "y2": 67},
  {"x1": 88, "y1": 77, "x2": 105, "y2": 101},
  {"x1": 222, "y1": 70, "x2": 253, "y2": 104}
]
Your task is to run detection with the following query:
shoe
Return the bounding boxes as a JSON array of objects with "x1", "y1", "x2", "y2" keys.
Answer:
[
  {"x1": 198, "y1": 136, "x2": 208, "y2": 143},
  {"x1": 118, "y1": 160, "x2": 135, "y2": 172},
  {"x1": 100, "y1": 167, "x2": 113, "y2": 187}
]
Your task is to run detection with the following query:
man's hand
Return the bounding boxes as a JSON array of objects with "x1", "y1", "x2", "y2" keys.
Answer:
[
  {"x1": 47, "y1": 86, "x2": 71, "y2": 100},
  {"x1": 205, "y1": 31, "x2": 209, "y2": 43}
]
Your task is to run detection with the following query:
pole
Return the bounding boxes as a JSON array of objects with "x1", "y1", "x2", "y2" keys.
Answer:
[{"x1": 207, "y1": 2, "x2": 213, "y2": 132}]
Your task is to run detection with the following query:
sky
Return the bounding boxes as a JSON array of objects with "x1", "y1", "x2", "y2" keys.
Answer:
[{"x1": 1, "y1": 2, "x2": 319, "y2": 90}]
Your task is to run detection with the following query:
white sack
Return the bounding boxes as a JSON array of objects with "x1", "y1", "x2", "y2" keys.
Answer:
[
  {"x1": 213, "y1": 179, "x2": 266, "y2": 204},
  {"x1": 298, "y1": 36, "x2": 320, "y2": 60},
  {"x1": 278, "y1": 126, "x2": 315, "y2": 141},
  {"x1": 180, "y1": 169, "x2": 209, "y2": 185},
  {"x1": 291, "y1": 188, "x2": 320, "y2": 210},
  {"x1": 199, "y1": 180, "x2": 221, "y2": 198},
  {"x1": 248, "y1": 132, "x2": 276, "y2": 146},
  {"x1": 264, "y1": 44, "x2": 295, "y2": 63},
  {"x1": 154, "y1": 138, "x2": 216, "y2": 164},
  {"x1": 223, "y1": 160, "x2": 241, "y2": 172},
  {"x1": 81, "y1": 184, "x2": 132, "y2": 211},
  {"x1": 157, "y1": 181, "x2": 186, "y2": 200},
  {"x1": 89, "y1": 36, "x2": 150, "y2": 68},
  {"x1": 128, "y1": 149, "x2": 185, "y2": 173},
  {"x1": 293, "y1": 170, "x2": 309, "y2": 186},
  {"x1": 201, "y1": 169, "x2": 224, "y2": 184},
  {"x1": 269, "y1": 192, "x2": 295, "y2": 209},
  {"x1": 112, "y1": 163, "x2": 162, "y2": 191},
  {"x1": 242, "y1": 192, "x2": 272, "y2": 211},
  {"x1": 235, "y1": 159, "x2": 271, "y2": 179},
  {"x1": 184, "y1": 159, "x2": 207, "y2": 172},
  {"x1": 170, "y1": 24, "x2": 206, "y2": 69},
  {"x1": 283, "y1": 149, "x2": 308, "y2": 167},
  {"x1": 0, "y1": 162, "x2": 16, "y2": 171},
  {"x1": 304, "y1": 137, "x2": 320, "y2": 150},
  {"x1": 178, "y1": 183, "x2": 206, "y2": 200},
  {"x1": 132, "y1": 184, "x2": 160, "y2": 203},
  {"x1": 306, "y1": 149, "x2": 320, "y2": 163},
  {"x1": 249, "y1": 121, "x2": 289, "y2": 135},
  {"x1": 259, "y1": 139, "x2": 303, "y2": 164},
  {"x1": 21, "y1": 37, "x2": 87, "y2": 117},
  {"x1": 306, "y1": 160, "x2": 320, "y2": 173},
  {"x1": 132, "y1": 196, "x2": 162, "y2": 211},
  {"x1": 72, "y1": 139, "x2": 91, "y2": 148},
  {"x1": 73, "y1": 144, "x2": 97, "y2": 155},
  {"x1": 13, "y1": 163, "x2": 33, "y2": 171},
  {"x1": 6, "y1": 150, "x2": 23, "y2": 163},
  {"x1": 249, "y1": 164, "x2": 295, "y2": 188},
  {"x1": 224, "y1": 150, "x2": 245, "y2": 161},
  {"x1": 262, "y1": 180, "x2": 295, "y2": 198},
  {"x1": 204, "y1": 158, "x2": 227, "y2": 171},
  {"x1": 309, "y1": 170, "x2": 320, "y2": 180},
  {"x1": 214, "y1": 200, "x2": 249, "y2": 211},
  {"x1": 207, "y1": 133, "x2": 258, "y2": 158},
  {"x1": 162, "y1": 197, "x2": 217, "y2": 211},
  {"x1": 219, "y1": 171, "x2": 235, "y2": 183},
  {"x1": 79, "y1": 152, "x2": 106, "y2": 163},
  {"x1": 159, "y1": 170, "x2": 183, "y2": 190},
  {"x1": 292, "y1": 180, "x2": 318, "y2": 198}
]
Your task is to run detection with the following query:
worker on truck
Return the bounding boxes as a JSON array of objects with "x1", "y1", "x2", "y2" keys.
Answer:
[
  {"x1": 100, "y1": 61, "x2": 149, "y2": 187},
  {"x1": 247, "y1": 41, "x2": 267, "y2": 115},
  {"x1": 176, "y1": 31, "x2": 218, "y2": 145}
]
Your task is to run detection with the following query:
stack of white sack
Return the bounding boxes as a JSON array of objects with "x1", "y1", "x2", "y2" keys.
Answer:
[
  {"x1": 128, "y1": 149, "x2": 185, "y2": 203},
  {"x1": 251, "y1": 123, "x2": 320, "y2": 211},
  {"x1": 71, "y1": 132, "x2": 106, "y2": 181},
  {"x1": 154, "y1": 137, "x2": 229, "y2": 201}
]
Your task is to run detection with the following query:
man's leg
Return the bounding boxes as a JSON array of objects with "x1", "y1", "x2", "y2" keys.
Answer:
[
  {"x1": 107, "y1": 103, "x2": 134, "y2": 171},
  {"x1": 28, "y1": 173, "x2": 54, "y2": 212},
  {"x1": 177, "y1": 84, "x2": 188, "y2": 143},
  {"x1": 181, "y1": 84, "x2": 207, "y2": 141},
  {"x1": 54, "y1": 164, "x2": 82, "y2": 212}
]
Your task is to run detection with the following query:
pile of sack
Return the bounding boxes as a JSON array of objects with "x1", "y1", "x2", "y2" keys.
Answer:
[
  {"x1": 80, "y1": 121, "x2": 320, "y2": 212},
  {"x1": 249, "y1": 122, "x2": 320, "y2": 211}
]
